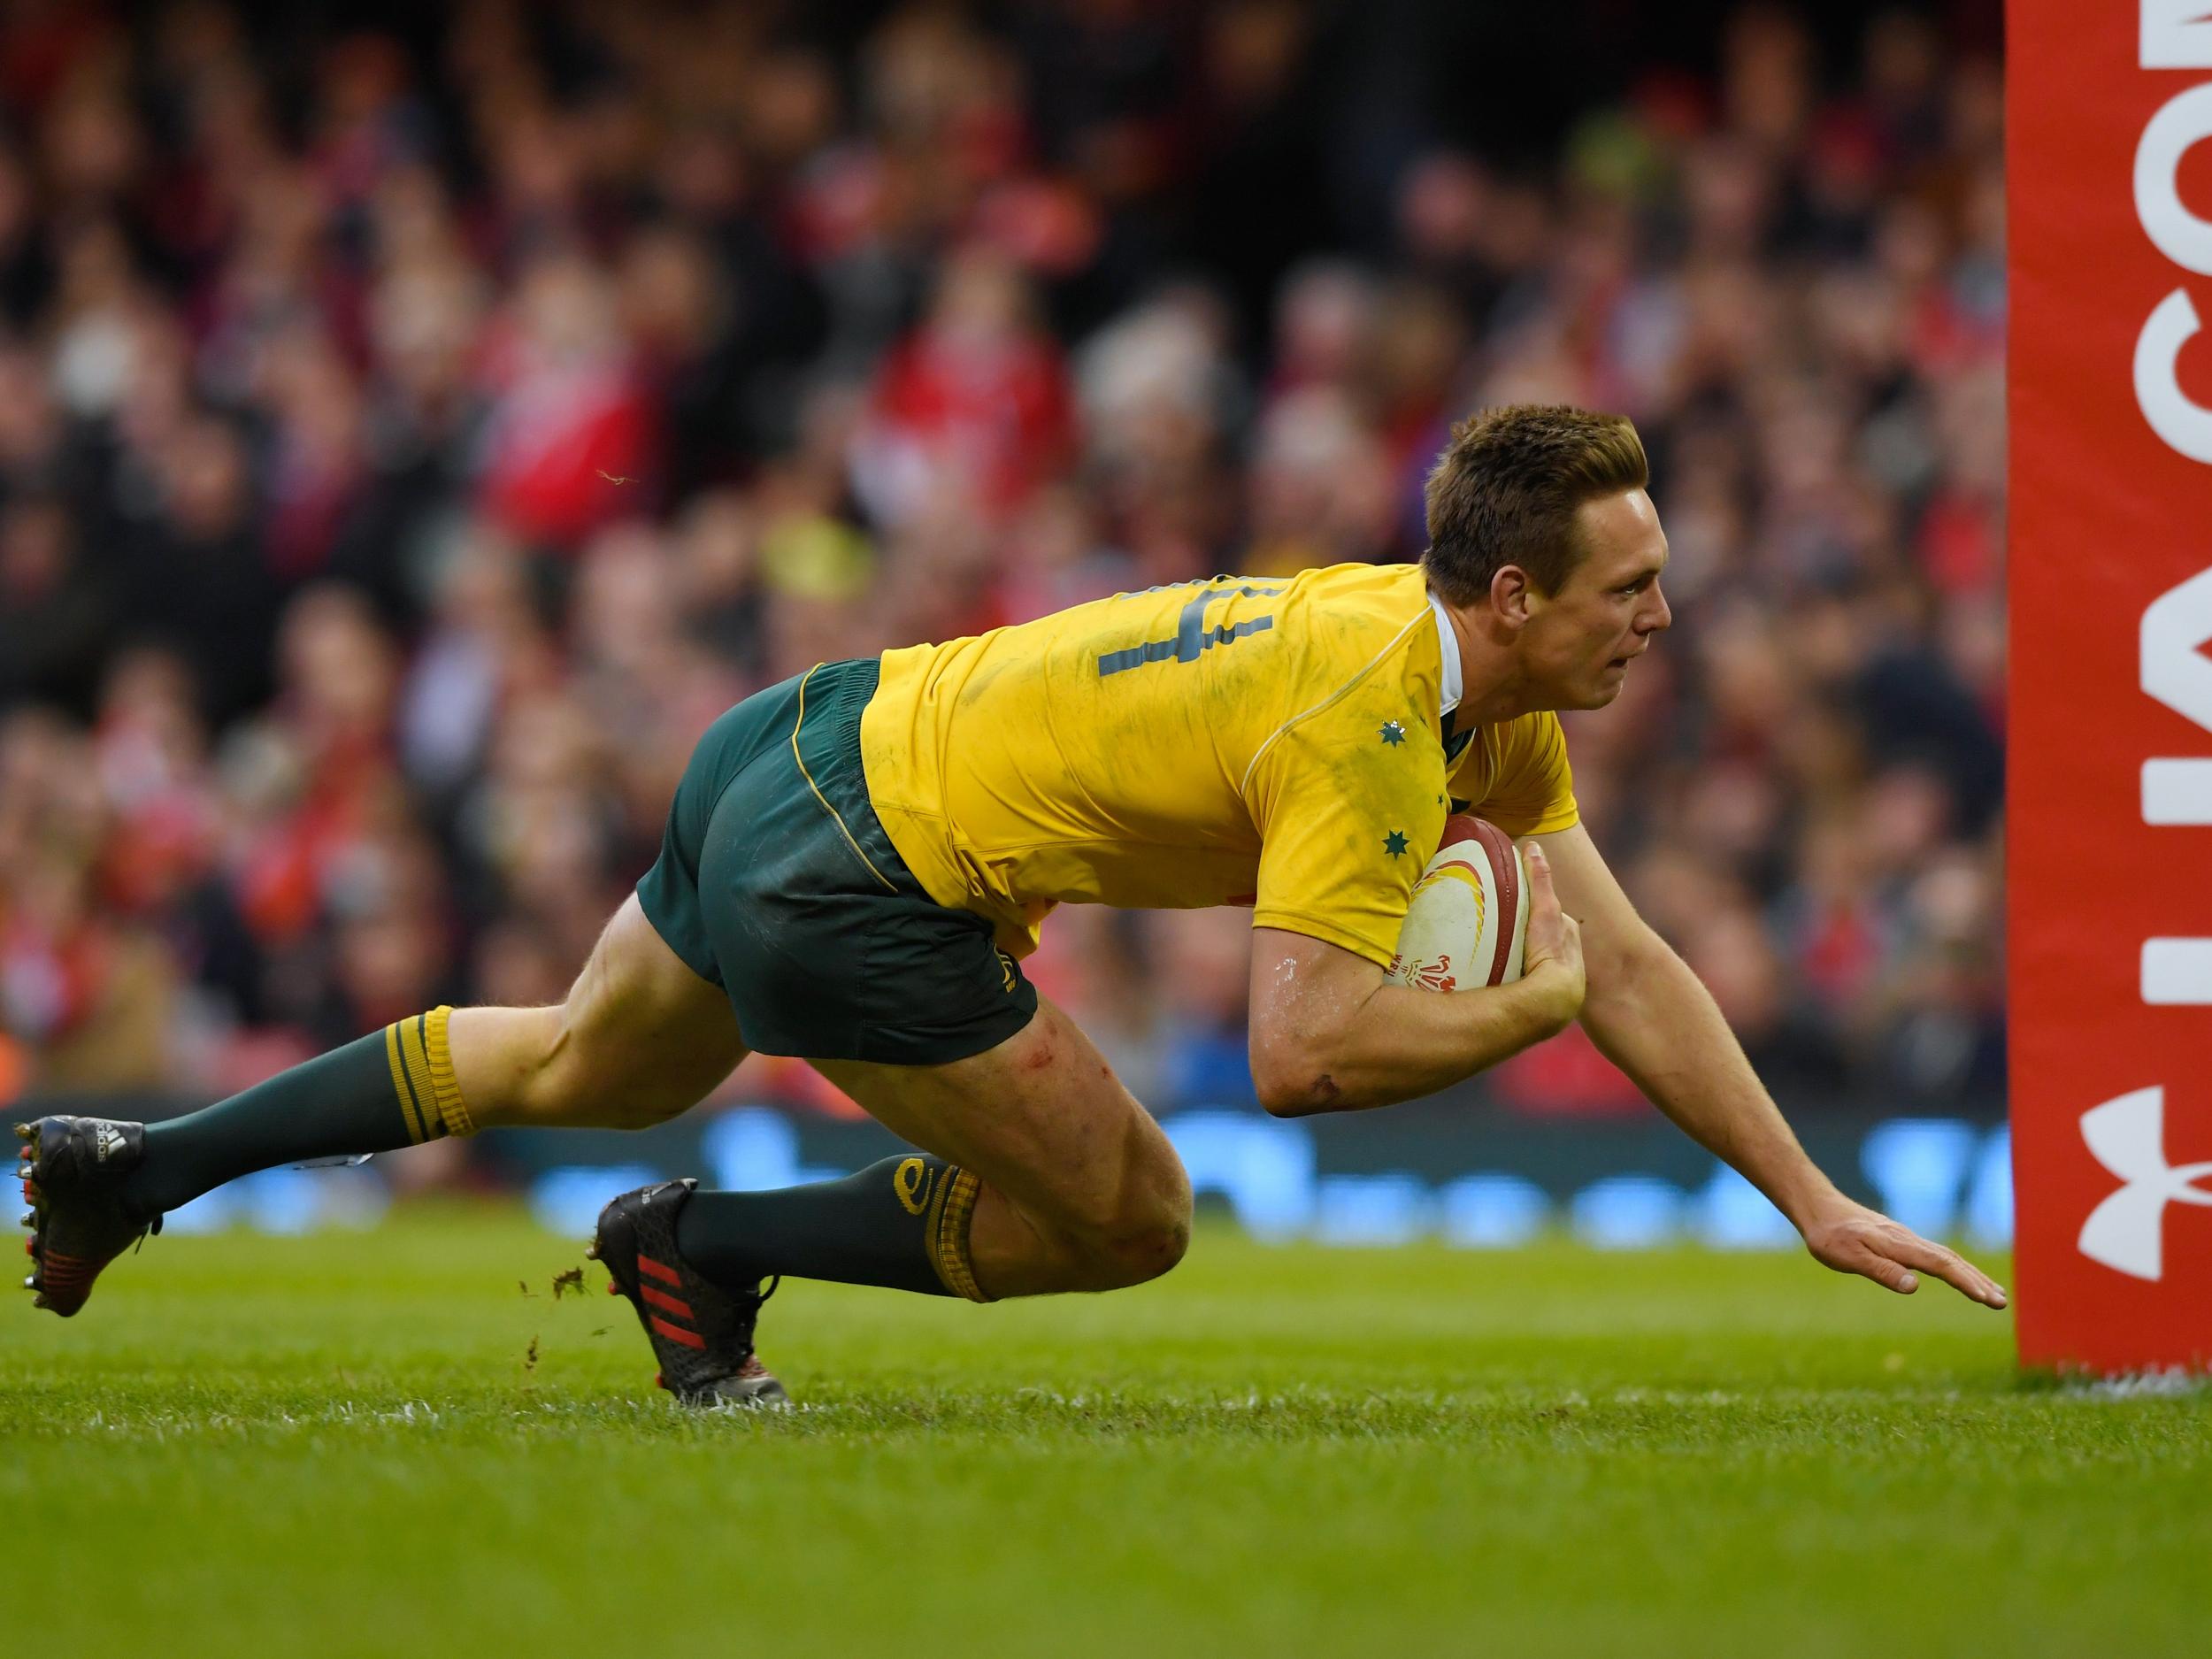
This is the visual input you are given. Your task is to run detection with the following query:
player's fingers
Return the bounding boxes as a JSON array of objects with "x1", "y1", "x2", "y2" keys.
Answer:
[
  {"x1": 1522, "y1": 841, "x2": 1558, "y2": 911},
  {"x1": 1833, "y1": 1237, "x2": 1917, "y2": 1294},
  {"x1": 1868, "y1": 1256, "x2": 1919, "y2": 1294},
  {"x1": 1886, "y1": 1231, "x2": 2009, "y2": 1309}
]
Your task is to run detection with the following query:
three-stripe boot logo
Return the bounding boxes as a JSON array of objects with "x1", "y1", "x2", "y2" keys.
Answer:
[
  {"x1": 2078, "y1": 1087, "x2": 2212, "y2": 1281},
  {"x1": 635, "y1": 1256, "x2": 707, "y2": 1348}
]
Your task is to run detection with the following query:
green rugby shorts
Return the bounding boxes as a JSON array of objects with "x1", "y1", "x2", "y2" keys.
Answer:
[{"x1": 635, "y1": 657, "x2": 1039, "y2": 1065}]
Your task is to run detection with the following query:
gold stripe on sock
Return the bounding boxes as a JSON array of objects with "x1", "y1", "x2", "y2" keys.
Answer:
[
  {"x1": 419, "y1": 1006, "x2": 473, "y2": 1137},
  {"x1": 384, "y1": 1022, "x2": 428, "y2": 1144},
  {"x1": 921, "y1": 1163, "x2": 951, "y2": 1240},
  {"x1": 395, "y1": 1017, "x2": 446, "y2": 1142},
  {"x1": 930, "y1": 1168, "x2": 989, "y2": 1302},
  {"x1": 920, "y1": 1167, "x2": 956, "y2": 1290}
]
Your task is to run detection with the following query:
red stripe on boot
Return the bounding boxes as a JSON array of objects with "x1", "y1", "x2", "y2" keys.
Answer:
[
  {"x1": 639, "y1": 1284, "x2": 694, "y2": 1319},
  {"x1": 649, "y1": 1314, "x2": 707, "y2": 1349},
  {"x1": 637, "y1": 1255, "x2": 681, "y2": 1286}
]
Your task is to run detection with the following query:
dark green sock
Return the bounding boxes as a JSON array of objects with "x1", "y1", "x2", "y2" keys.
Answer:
[
  {"x1": 674, "y1": 1156, "x2": 989, "y2": 1301},
  {"x1": 123, "y1": 1010, "x2": 468, "y2": 1217}
]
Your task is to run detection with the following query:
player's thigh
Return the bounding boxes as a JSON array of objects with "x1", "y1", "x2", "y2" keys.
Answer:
[
  {"x1": 812, "y1": 995, "x2": 1189, "y2": 1244},
  {"x1": 455, "y1": 894, "x2": 749, "y2": 1129}
]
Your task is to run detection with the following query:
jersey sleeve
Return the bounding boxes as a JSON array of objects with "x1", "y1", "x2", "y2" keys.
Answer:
[
  {"x1": 1242, "y1": 682, "x2": 1449, "y2": 970},
  {"x1": 1449, "y1": 710, "x2": 1579, "y2": 836}
]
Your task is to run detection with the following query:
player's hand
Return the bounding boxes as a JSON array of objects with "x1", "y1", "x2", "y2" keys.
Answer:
[
  {"x1": 1799, "y1": 1195, "x2": 2009, "y2": 1310},
  {"x1": 1518, "y1": 840, "x2": 1585, "y2": 1029}
]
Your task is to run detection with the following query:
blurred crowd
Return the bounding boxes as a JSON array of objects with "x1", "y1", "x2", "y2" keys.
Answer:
[{"x1": 0, "y1": 0, "x2": 2005, "y2": 1118}]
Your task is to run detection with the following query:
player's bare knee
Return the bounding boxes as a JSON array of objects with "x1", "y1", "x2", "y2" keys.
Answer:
[
  {"x1": 1078, "y1": 1179, "x2": 1192, "y2": 1289},
  {"x1": 1123, "y1": 1212, "x2": 1192, "y2": 1284},
  {"x1": 1084, "y1": 1217, "x2": 1187, "y2": 1289}
]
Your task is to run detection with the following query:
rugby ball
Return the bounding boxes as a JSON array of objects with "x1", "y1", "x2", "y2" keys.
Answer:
[{"x1": 1386, "y1": 815, "x2": 1529, "y2": 991}]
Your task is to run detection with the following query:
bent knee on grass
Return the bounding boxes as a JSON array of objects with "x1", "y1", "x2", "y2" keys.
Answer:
[
  {"x1": 1075, "y1": 1209, "x2": 1192, "y2": 1290},
  {"x1": 816, "y1": 995, "x2": 1196, "y2": 1297},
  {"x1": 1010, "y1": 1168, "x2": 1194, "y2": 1294},
  {"x1": 1090, "y1": 1157, "x2": 1194, "y2": 1287}
]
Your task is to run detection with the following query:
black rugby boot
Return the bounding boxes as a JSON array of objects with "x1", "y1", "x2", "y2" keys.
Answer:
[
  {"x1": 590, "y1": 1179, "x2": 788, "y2": 1408},
  {"x1": 15, "y1": 1117, "x2": 162, "y2": 1317}
]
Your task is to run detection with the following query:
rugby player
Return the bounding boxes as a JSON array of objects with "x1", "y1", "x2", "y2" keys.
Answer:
[{"x1": 17, "y1": 405, "x2": 2008, "y2": 1403}]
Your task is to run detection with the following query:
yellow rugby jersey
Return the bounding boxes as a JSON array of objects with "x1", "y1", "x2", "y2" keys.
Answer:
[{"x1": 857, "y1": 561, "x2": 1579, "y2": 968}]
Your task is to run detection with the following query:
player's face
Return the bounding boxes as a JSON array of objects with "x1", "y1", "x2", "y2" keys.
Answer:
[{"x1": 1521, "y1": 488, "x2": 1671, "y2": 710}]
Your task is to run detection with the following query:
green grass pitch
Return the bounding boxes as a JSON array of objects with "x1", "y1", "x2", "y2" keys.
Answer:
[{"x1": 4, "y1": 1208, "x2": 2205, "y2": 1658}]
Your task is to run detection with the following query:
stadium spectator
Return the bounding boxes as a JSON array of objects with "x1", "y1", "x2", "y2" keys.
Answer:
[{"x1": 0, "y1": 1, "x2": 2006, "y2": 1123}]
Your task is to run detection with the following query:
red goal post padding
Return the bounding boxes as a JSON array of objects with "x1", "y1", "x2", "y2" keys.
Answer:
[{"x1": 2009, "y1": 0, "x2": 2212, "y2": 1372}]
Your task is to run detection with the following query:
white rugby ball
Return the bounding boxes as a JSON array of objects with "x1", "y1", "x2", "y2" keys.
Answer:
[{"x1": 1386, "y1": 815, "x2": 1529, "y2": 991}]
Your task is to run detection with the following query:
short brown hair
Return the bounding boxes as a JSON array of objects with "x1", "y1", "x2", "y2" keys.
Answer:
[{"x1": 1421, "y1": 404, "x2": 1648, "y2": 602}]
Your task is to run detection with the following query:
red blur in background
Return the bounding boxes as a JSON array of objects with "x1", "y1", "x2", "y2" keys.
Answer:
[{"x1": 0, "y1": 2, "x2": 2003, "y2": 1130}]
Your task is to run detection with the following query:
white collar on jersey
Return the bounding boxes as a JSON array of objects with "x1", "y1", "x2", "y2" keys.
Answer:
[{"x1": 1429, "y1": 590, "x2": 1463, "y2": 719}]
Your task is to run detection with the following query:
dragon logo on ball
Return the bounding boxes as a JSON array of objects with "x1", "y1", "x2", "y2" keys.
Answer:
[
  {"x1": 1384, "y1": 952, "x2": 1457, "y2": 993},
  {"x1": 1386, "y1": 859, "x2": 1489, "y2": 993}
]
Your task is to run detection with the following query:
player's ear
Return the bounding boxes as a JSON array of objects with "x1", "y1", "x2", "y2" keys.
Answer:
[{"x1": 1489, "y1": 565, "x2": 1533, "y2": 629}]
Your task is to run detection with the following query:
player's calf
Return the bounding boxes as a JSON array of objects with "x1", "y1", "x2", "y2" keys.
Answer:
[{"x1": 674, "y1": 1154, "x2": 996, "y2": 1300}]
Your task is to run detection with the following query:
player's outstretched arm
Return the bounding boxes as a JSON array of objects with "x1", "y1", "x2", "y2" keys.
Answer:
[
  {"x1": 1535, "y1": 823, "x2": 2008, "y2": 1310},
  {"x1": 1248, "y1": 843, "x2": 1586, "y2": 1115}
]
